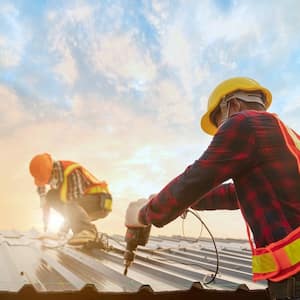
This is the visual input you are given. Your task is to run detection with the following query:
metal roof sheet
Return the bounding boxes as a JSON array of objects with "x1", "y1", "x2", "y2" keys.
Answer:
[{"x1": 0, "y1": 229, "x2": 268, "y2": 298}]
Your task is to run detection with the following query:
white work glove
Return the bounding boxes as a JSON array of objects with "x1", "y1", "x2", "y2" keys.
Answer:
[{"x1": 125, "y1": 198, "x2": 149, "y2": 228}]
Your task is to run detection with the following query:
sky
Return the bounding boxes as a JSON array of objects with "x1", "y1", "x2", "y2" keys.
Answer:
[{"x1": 0, "y1": 0, "x2": 300, "y2": 240}]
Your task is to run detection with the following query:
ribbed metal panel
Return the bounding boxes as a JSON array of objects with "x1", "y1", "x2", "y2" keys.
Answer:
[{"x1": 0, "y1": 230, "x2": 267, "y2": 293}]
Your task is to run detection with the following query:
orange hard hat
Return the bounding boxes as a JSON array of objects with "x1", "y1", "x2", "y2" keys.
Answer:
[{"x1": 29, "y1": 153, "x2": 53, "y2": 186}]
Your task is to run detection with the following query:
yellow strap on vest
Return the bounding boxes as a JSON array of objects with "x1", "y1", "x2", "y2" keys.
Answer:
[
  {"x1": 103, "y1": 198, "x2": 112, "y2": 211},
  {"x1": 60, "y1": 163, "x2": 81, "y2": 202},
  {"x1": 252, "y1": 252, "x2": 277, "y2": 274},
  {"x1": 86, "y1": 185, "x2": 109, "y2": 194},
  {"x1": 284, "y1": 238, "x2": 300, "y2": 265}
]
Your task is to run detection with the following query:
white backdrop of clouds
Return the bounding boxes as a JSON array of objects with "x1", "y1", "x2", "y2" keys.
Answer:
[{"x1": 0, "y1": 0, "x2": 300, "y2": 239}]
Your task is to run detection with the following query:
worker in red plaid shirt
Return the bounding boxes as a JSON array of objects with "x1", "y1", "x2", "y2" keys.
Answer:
[{"x1": 125, "y1": 77, "x2": 300, "y2": 300}]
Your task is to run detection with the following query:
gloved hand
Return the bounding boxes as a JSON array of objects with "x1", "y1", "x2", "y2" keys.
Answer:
[{"x1": 125, "y1": 198, "x2": 149, "y2": 228}]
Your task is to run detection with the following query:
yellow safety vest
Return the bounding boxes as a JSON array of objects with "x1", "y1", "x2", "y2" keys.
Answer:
[
  {"x1": 59, "y1": 162, "x2": 112, "y2": 212},
  {"x1": 252, "y1": 226, "x2": 300, "y2": 282}
]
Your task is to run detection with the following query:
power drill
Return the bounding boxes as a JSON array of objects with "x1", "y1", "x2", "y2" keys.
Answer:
[{"x1": 123, "y1": 225, "x2": 151, "y2": 275}]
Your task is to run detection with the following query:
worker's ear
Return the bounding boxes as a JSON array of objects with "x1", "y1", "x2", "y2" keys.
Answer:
[{"x1": 229, "y1": 98, "x2": 242, "y2": 113}]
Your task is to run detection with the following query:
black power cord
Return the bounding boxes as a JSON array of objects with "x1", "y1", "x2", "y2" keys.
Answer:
[{"x1": 185, "y1": 209, "x2": 219, "y2": 285}]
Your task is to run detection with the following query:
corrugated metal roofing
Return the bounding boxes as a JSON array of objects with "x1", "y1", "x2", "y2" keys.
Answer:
[{"x1": 0, "y1": 229, "x2": 269, "y2": 299}]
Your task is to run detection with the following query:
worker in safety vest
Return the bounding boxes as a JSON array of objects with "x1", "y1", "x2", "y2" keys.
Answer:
[
  {"x1": 29, "y1": 153, "x2": 112, "y2": 245},
  {"x1": 125, "y1": 77, "x2": 300, "y2": 300}
]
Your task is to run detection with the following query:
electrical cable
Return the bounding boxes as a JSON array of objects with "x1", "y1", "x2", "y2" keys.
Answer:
[
  {"x1": 186, "y1": 209, "x2": 219, "y2": 285},
  {"x1": 192, "y1": 210, "x2": 204, "y2": 242},
  {"x1": 144, "y1": 209, "x2": 219, "y2": 285},
  {"x1": 107, "y1": 235, "x2": 127, "y2": 249},
  {"x1": 181, "y1": 210, "x2": 204, "y2": 243}
]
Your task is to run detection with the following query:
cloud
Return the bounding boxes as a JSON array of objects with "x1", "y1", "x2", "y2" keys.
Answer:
[
  {"x1": 0, "y1": 3, "x2": 28, "y2": 68},
  {"x1": 144, "y1": 0, "x2": 172, "y2": 34},
  {"x1": 46, "y1": 2, "x2": 95, "y2": 86},
  {"x1": 1, "y1": 0, "x2": 300, "y2": 239},
  {"x1": 144, "y1": 79, "x2": 196, "y2": 126},
  {"x1": 0, "y1": 85, "x2": 27, "y2": 130},
  {"x1": 53, "y1": 46, "x2": 78, "y2": 85},
  {"x1": 46, "y1": 2, "x2": 157, "y2": 88},
  {"x1": 281, "y1": 97, "x2": 300, "y2": 131},
  {"x1": 47, "y1": 1, "x2": 94, "y2": 23},
  {"x1": 144, "y1": 0, "x2": 300, "y2": 125},
  {"x1": 89, "y1": 32, "x2": 157, "y2": 85},
  {"x1": 156, "y1": 2, "x2": 299, "y2": 74}
]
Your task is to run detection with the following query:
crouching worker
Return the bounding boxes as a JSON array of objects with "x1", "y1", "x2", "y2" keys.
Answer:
[{"x1": 29, "y1": 153, "x2": 112, "y2": 245}]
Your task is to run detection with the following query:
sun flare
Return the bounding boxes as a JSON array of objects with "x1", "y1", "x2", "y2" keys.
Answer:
[{"x1": 47, "y1": 210, "x2": 64, "y2": 232}]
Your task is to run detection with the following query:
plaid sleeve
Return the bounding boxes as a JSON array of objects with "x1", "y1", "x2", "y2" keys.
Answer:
[
  {"x1": 139, "y1": 113, "x2": 255, "y2": 227},
  {"x1": 190, "y1": 183, "x2": 238, "y2": 210},
  {"x1": 67, "y1": 169, "x2": 86, "y2": 200}
]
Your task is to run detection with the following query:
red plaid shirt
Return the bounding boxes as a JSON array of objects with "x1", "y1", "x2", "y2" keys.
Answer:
[{"x1": 139, "y1": 111, "x2": 300, "y2": 248}]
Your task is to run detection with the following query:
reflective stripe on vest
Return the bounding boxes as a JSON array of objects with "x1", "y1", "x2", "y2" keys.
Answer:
[
  {"x1": 60, "y1": 163, "x2": 112, "y2": 211},
  {"x1": 252, "y1": 226, "x2": 300, "y2": 282},
  {"x1": 276, "y1": 116, "x2": 300, "y2": 172}
]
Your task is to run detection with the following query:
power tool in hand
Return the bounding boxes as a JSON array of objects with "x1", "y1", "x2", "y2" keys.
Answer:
[{"x1": 123, "y1": 225, "x2": 151, "y2": 275}]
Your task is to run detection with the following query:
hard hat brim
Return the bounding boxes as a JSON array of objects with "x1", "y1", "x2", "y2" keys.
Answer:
[{"x1": 201, "y1": 111, "x2": 218, "y2": 135}]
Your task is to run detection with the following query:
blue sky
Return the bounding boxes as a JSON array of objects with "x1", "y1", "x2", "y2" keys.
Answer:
[{"x1": 0, "y1": 0, "x2": 300, "y2": 239}]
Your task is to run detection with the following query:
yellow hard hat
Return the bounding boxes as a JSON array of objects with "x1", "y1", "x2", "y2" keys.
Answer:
[
  {"x1": 29, "y1": 153, "x2": 53, "y2": 186},
  {"x1": 200, "y1": 77, "x2": 272, "y2": 135}
]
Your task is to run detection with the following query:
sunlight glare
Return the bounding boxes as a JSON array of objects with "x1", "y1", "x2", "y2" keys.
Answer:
[{"x1": 48, "y1": 210, "x2": 64, "y2": 232}]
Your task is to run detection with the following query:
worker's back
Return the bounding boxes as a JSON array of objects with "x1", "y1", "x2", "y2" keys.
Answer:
[{"x1": 226, "y1": 110, "x2": 300, "y2": 247}]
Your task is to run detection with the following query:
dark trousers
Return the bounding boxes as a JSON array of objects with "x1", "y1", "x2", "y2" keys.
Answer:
[
  {"x1": 46, "y1": 189, "x2": 110, "y2": 234},
  {"x1": 268, "y1": 274, "x2": 300, "y2": 300}
]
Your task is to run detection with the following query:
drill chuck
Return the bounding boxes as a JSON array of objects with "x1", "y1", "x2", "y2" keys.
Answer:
[
  {"x1": 123, "y1": 225, "x2": 151, "y2": 275},
  {"x1": 123, "y1": 249, "x2": 135, "y2": 275},
  {"x1": 124, "y1": 249, "x2": 135, "y2": 264}
]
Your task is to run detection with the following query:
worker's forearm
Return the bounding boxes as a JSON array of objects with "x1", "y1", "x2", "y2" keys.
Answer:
[
  {"x1": 190, "y1": 183, "x2": 239, "y2": 210},
  {"x1": 138, "y1": 172, "x2": 200, "y2": 227}
]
